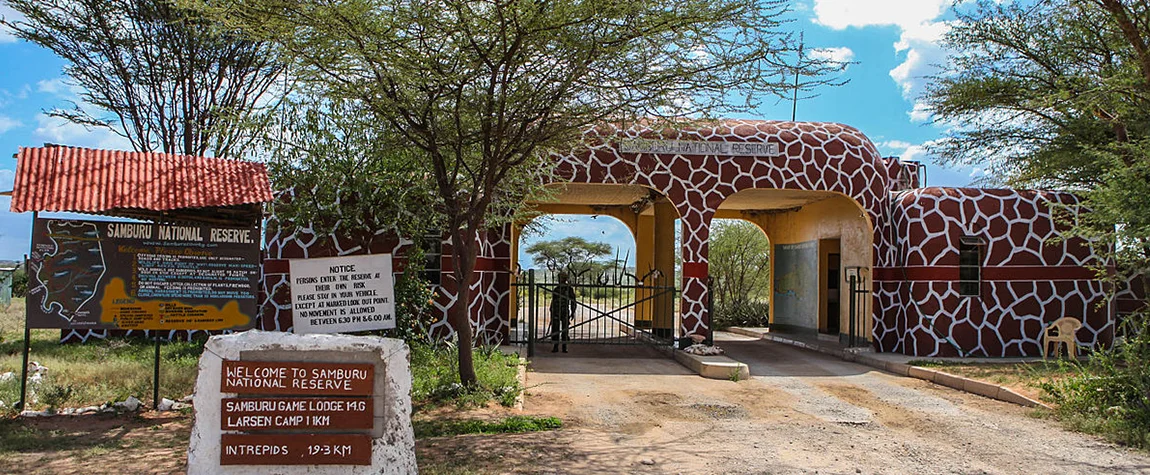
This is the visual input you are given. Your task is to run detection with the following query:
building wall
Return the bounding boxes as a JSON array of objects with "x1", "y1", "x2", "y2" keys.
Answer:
[{"x1": 878, "y1": 188, "x2": 1112, "y2": 356}]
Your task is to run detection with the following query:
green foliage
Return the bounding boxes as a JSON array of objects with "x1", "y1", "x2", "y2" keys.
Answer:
[
  {"x1": 1042, "y1": 312, "x2": 1150, "y2": 449},
  {"x1": 1, "y1": 0, "x2": 283, "y2": 158},
  {"x1": 38, "y1": 381, "x2": 75, "y2": 413},
  {"x1": 525, "y1": 237, "x2": 612, "y2": 274},
  {"x1": 413, "y1": 415, "x2": 562, "y2": 438},
  {"x1": 709, "y1": 220, "x2": 770, "y2": 328},
  {"x1": 410, "y1": 343, "x2": 522, "y2": 410},
  {"x1": 11, "y1": 268, "x2": 26, "y2": 299}
]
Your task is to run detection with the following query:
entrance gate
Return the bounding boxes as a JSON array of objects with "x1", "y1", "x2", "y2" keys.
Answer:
[{"x1": 509, "y1": 268, "x2": 678, "y2": 357}]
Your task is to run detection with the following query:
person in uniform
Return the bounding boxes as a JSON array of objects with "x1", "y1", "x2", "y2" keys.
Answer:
[{"x1": 550, "y1": 272, "x2": 577, "y2": 353}]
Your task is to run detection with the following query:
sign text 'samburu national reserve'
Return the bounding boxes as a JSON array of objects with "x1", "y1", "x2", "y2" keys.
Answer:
[
  {"x1": 289, "y1": 254, "x2": 397, "y2": 334},
  {"x1": 26, "y1": 218, "x2": 261, "y2": 330}
]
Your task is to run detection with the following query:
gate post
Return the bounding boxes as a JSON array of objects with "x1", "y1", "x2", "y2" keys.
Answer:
[{"x1": 527, "y1": 269, "x2": 536, "y2": 358}]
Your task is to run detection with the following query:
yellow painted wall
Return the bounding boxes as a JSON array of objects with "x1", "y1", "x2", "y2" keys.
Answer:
[{"x1": 724, "y1": 194, "x2": 873, "y2": 339}]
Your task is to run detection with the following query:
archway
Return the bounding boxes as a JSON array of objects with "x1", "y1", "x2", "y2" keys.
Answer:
[
  {"x1": 715, "y1": 189, "x2": 874, "y2": 344},
  {"x1": 509, "y1": 183, "x2": 683, "y2": 346}
]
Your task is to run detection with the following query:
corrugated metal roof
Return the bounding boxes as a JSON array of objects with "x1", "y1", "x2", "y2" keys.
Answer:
[{"x1": 10, "y1": 145, "x2": 272, "y2": 214}]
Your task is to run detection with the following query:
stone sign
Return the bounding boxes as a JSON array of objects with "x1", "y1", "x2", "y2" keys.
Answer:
[
  {"x1": 188, "y1": 331, "x2": 417, "y2": 475},
  {"x1": 619, "y1": 138, "x2": 781, "y2": 157}
]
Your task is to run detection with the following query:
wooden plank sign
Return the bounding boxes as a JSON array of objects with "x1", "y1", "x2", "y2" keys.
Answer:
[
  {"x1": 221, "y1": 397, "x2": 373, "y2": 431},
  {"x1": 221, "y1": 361, "x2": 374, "y2": 396},
  {"x1": 220, "y1": 433, "x2": 372, "y2": 465}
]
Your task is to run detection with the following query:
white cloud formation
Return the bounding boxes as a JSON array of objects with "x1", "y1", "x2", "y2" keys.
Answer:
[
  {"x1": 878, "y1": 139, "x2": 912, "y2": 150},
  {"x1": 34, "y1": 114, "x2": 132, "y2": 150},
  {"x1": 812, "y1": 0, "x2": 955, "y2": 123},
  {"x1": 809, "y1": 46, "x2": 855, "y2": 64},
  {"x1": 812, "y1": 0, "x2": 949, "y2": 30},
  {"x1": 0, "y1": 115, "x2": 20, "y2": 134}
]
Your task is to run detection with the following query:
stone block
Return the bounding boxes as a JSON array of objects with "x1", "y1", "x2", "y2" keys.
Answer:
[{"x1": 187, "y1": 330, "x2": 416, "y2": 475}]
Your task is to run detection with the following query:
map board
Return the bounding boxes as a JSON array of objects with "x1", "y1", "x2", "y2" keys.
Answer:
[
  {"x1": 26, "y1": 218, "x2": 261, "y2": 330},
  {"x1": 289, "y1": 254, "x2": 396, "y2": 334},
  {"x1": 773, "y1": 241, "x2": 819, "y2": 329}
]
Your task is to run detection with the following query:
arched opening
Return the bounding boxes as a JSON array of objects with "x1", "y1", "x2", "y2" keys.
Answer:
[
  {"x1": 509, "y1": 183, "x2": 683, "y2": 348},
  {"x1": 708, "y1": 218, "x2": 772, "y2": 330},
  {"x1": 715, "y1": 189, "x2": 874, "y2": 344}
]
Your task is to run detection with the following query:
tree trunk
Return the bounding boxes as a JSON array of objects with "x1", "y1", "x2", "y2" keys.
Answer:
[{"x1": 450, "y1": 232, "x2": 480, "y2": 387}]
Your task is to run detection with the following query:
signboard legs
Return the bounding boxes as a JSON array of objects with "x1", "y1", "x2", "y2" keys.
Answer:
[
  {"x1": 17, "y1": 320, "x2": 29, "y2": 410},
  {"x1": 154, "y1": 333, "x2": 161, "y2": 410}
]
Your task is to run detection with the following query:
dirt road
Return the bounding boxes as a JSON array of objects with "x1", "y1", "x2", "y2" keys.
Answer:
[{"x1": 424, "y1": 332, "x2": 1150, "y2": 474}]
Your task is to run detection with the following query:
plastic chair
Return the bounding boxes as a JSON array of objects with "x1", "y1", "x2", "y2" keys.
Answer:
[{"x1": 1043, "y1": 317, "x2": 1083, "y2": 359}]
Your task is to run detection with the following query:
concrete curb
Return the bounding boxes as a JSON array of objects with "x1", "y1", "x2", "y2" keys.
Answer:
[
  {"x1": 673, "y1": 350, "x2": 751, "y2": 381},
  {"x1": 502, "y1": 346, "x2": 528, "y2": 410},
  {"x1": 727, "y1": 327, "x2": 1052, "y2": 410}
]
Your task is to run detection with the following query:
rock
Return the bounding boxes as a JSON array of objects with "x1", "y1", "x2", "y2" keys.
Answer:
[
  {"x1": 114, "y1": 396, "x2": 142, "y2": 412},
  {"x1": 78, "y1": 406, "x2": 100, "y2": 414},
  {"x1": 20, "y1": 410, "x2": 51, "y2": 417},
  {"x1": 171, "y1": 402, "x2": 190, "y2": 411},
  {"x1": 641, "y1": 459, "x2": 657, "y2": 465},
  {"x1": 0, "y1": 371, "x2": 14, "y2": 382},
  {"x1": 178, "y1": 394, "x2": 194, "y2": 403},
  {"x1": 157, "y1": 398, "x2": 175, "y2": 411}
]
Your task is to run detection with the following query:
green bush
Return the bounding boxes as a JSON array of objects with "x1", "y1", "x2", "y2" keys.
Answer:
[
  {"x1": 1042, "y1": 311, "x2": 1150, "y2": 449},
  {"x1": 413, "y1": 415, "x2": 561, "y2": 438},
  {"x1": 712, "y1": 300, "x2": 770, "y2": 329},
  {"x1": 410, "y1": 342, "x2": 522, "y2": 410}
]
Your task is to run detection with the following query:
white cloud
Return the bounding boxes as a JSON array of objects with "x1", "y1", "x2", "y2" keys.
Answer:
[
  {"x1": 37, "y1": 77, "x2": 85, "y2": 99},
  {"x1": 0, "y1": 5, "x2": 25, "y2": 44},
  {"x1": 33, "y1": 114, "x2": 132, "y2": 150},
  {"x1": 811, "y1": 0, "x2": 949, "y2": 31},
  {"x1": 812, "y1": 0, "x2": 954, "y2": 121},
  {"x1": 0, "y1": 115, "x2": 20, "y2": 134},
  {"x1": 878, "y1": 139, "x2": 912, "y2": 149},
  {"x1": 808, "y1": 46, "x2": 854, "y2": 64}
]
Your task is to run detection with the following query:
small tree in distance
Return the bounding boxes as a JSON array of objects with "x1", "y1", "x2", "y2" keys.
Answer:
[{"x1": 525, "y1": 237, "x2": 612, "y2": 276}]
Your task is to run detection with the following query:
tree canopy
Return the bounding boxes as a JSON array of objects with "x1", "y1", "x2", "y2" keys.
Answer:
[
  {"x1": 925, "y1": 0, "x2": 1150, "y2": 283},
  {"x1": 709, "y1": 219, "x2": 770, "y2": 313},
  {"x1": 525, "y1": 236, "x2": 612, "y2": 274},
  {"x1": 2, "y1": 0, "x2": 283, "y2": 157}
]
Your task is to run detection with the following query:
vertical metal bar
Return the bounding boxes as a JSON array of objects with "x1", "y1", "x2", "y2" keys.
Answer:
[
  {"x1": 848, "y1": 274, "x2": 857, "y2": 347},
  {"x1": 153, "y1": 333, "x2": 161, "y2": 410},
  {"x1": 527, "y1": 269, "x2": 535, "y2": 358}
]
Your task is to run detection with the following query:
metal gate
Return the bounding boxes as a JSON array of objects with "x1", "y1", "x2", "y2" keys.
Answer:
[{"x1": 509, "y1": 268, "x2": 678, "y2": 357}]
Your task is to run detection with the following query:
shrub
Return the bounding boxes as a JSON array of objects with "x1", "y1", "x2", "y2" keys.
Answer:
[
  {"x1": 712, "y1": 300, "x2": 770, "y2": 329},
  {"x1": 1042, "y1": 311, "x2": 1150, "y2": 449},
  {"x1": 410, "y1": 342, "x2": 522, "y2": 410}
]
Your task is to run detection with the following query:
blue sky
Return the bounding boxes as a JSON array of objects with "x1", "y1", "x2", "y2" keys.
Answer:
[{"x1": 0, "y1": 0, "x2": 978, "y2": 265}]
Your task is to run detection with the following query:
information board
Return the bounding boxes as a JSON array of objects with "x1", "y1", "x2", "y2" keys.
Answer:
[
  {"x1": 220, "y1": 361, "x2": 375, "y2": 396},
  {"x1": 26, "y1": 218, "x2": 260, "y2": 330},
  {"x1": 289, "y1": 254, "x2": 396, "y2": 334},
  {"x1": 220, "y1": 433, "x2": 372, "y2": 466}
]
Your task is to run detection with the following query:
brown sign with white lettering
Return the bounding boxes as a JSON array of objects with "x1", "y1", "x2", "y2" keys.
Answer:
[
  {"x1": 220, "y1": 361, "x2": 374, "y2": 396},
  {"x1": 220, "y1": 433, "x2": 372, "y2": 465},
  {"x1": 220, "y1": 397, "x2": 373, "y2": 431}
]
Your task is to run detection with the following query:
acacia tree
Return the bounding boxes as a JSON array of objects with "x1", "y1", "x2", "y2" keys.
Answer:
[
  {"x1": 525, "y1": 237, "x2": 612, "y2": 274},
  {"x1": 3, "y1": 0, "x2": 282, "y2": 157},
  {"x1": 206, "y1": 0, "x2": 847, "y2": 386}
]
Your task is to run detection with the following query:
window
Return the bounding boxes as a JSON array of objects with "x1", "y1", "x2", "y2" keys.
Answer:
[
  {"x1": 958, "y1": 235, "x2": 984, "y2": 297},
  {"x1": 421, "y1": 234, "x2": 442, "y2": 286}
]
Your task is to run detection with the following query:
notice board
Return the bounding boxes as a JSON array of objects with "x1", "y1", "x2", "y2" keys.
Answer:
[{"x1": 26, "y1": 217, "x2": 261, "y2": 330}]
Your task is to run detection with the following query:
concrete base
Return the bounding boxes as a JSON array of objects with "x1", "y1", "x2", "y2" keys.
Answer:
[
  {"x1": 673, "y1": 350, "x2": 751, "y2": 380},
  {"x1": 187, "y1": 330, "x2": 417, "y2": 475}
]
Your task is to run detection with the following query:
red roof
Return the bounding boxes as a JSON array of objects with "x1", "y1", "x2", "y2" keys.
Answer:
[{"x1": 10, "y1": 145, "x2": 272, "y2": 214}]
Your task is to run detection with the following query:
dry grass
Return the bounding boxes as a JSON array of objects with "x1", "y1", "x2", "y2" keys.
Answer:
[
  {"x1": 0, "y1": 298, "x2": 202, "y2": 412},
  {"x1": 908, "y1": 359, "x2": 1079, "y2": 401}
]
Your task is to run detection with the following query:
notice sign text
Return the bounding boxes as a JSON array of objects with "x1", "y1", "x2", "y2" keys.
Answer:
[
  {"x1": 220, "y1": 361, "x2": 374, "y2": 396},
  {"x1": 289, "y1": 254, "x2": 396, "y2": 334}
]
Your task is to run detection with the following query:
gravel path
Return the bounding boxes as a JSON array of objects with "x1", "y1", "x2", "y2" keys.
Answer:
[{"x1": 421, "y1": 332, "x2": 1150, "y2": 474}]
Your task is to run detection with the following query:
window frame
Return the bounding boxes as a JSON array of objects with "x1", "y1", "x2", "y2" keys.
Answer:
[{"x1": 957, "y1": 235, "x2": 985, "y2": 297}]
